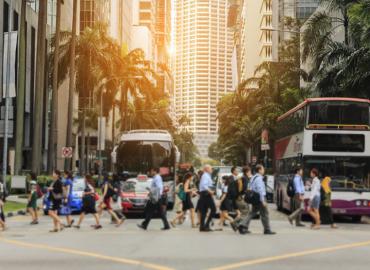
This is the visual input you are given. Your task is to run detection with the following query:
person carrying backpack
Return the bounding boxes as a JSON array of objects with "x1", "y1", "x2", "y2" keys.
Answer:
[
  {"x1": 171, "y1": 176, "x2": 186, "y2": 227},
  {"x1": 236, "y1": 165, "x2": 276, "y2": 235},
  {"x1": 288, "y1": 167, "x2": 306, "y2": 227},
  {"x1": 232, "y1": 166, "x2": 252, "y2": 230}
]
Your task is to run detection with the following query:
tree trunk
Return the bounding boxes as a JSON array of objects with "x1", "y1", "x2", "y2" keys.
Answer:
[
  {"x1": 31, "y1": 0, "x2": 47, "y2": 174},
  {"x1": 80, "y1": 109, "x2": 86, "y2": 174},
  {"x1": 14, "y1": 0, "x2": 27, "y2": 174},
  {"x1": 65, "y1": 0, "x2": 78, "y2": 171},
  {"x1": 48, "y1": 0, "x2": 62, "y2": 173},
  {"x1": 120, "y1": 87, "x2": 127, "y2": 131},
  {"x1": 343, "y1": 12, "x2": 349, "y2": 46}
]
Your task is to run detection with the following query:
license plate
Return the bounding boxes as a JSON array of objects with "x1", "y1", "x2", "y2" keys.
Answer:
[{"x1": 333, "y1": 209, "x2": 346, "y2": 214}]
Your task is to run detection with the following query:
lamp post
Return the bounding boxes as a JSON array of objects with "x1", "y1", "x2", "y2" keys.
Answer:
[{"x1": 2, "y1": 0, "x2": 13, "y2": 191}]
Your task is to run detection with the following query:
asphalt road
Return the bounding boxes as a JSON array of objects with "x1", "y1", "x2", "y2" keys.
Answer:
[{"x1": 0, "y1": 205, "x2": 369, "y2": 270}]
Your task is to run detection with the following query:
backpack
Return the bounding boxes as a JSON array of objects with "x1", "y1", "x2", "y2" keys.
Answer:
[
  {"x1": 177, "y1": 184, "x2": 186, "y2": 201},
  {"x1": 227, "y1": 179, "x2": 239, "y2": 200},
  {"x1": 36, "y1": 184, "x2": 44, "y2": 199},
  {"x1": 286, "y1": 177, "x2": 295, "y2": 198}
]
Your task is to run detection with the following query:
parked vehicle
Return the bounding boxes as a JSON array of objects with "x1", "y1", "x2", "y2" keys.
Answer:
[{"x1": 43, "y1": 177, "x2": 85, "y2": 215}]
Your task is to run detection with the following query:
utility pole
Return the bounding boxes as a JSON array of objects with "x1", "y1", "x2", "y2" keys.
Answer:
[
  {"x1": 48, "y1": 0, "x2": 62, "y2": 173},
  {"x1": 14, "y1": 0, "x2": 27, "y2": 174},
  {"x1": 31, "y1": 0, "x2": 48, "y2": 174},
  {"x1": 65, "y1": 0, "x2": 78, "y2": 171},
  {"x1": 2, "y1": 0, "x2": 13, "y2": 190}
]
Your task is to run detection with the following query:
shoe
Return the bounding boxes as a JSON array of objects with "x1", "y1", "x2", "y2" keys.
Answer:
[
  {"x1": 161, "y1": 227, "x2": 170, "y2": 231},
  {"x1": 230, "y1": 222, "x2": 238, "y2": 232},
  {"x1": 287, "y1": 217, "x2": 293, "y2": 226},
  {"x1": 238, "y1": 227, "x2": 251, "y2": 235},
  {"x1": 200, "y1": 227, "x2": 213, "y2": 232},
  {"x1": 116, "y1": 219, "x2": 124, "y2": 227},
  {"x1": 49, "y1": 229, "x2": 59, "y2": 233},
  {"x1": 137, "y1": 224, "x2": 147, "y2": 230},
  {"x1": 73, "y1": 225, "x2": 80, "y2": 229},
  {"x1": 170, "y1": 221, "x2": 176, "y2": 228},
  {"x1": 94, "y1": 225, "x2": 103, "y2": 230},
  {"x1": 264, "y1": 230, "x2": 276, "y2": 235},
  {"x1": 296, "y1": 223, "x2": 305, "y2": 227}
]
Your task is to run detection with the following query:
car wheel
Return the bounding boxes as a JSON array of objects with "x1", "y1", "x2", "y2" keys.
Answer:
[{"x1": 351, "y1": 216, "x2": 362, "y2": 223}]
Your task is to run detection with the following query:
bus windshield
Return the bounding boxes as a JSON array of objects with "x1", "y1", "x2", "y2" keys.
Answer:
[
  {"x1": 304, "y1": 156, "x2": 370, "y2": 191},
  {"x1": 116, "y1": 140, "x2": 173, "y2": 176},
  {"x1": 308, "y1": 102, "x2": 369, "y2": 127}
]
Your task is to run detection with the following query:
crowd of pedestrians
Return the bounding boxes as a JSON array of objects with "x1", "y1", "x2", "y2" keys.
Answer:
[{"x1": 0, "y1": 164, "x2": 339, "y2": 234}]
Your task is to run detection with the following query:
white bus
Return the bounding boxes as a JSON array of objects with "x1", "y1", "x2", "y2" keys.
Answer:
[
  {"x1": 274, "y1": 98, "x2": 370, "y2": 221},
  {"x1": 112, "y1": 130, "x2": 179, "y2": 208}
]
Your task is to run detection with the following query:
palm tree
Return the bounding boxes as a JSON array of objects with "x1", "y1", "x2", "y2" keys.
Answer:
[
  {"x1": 65, "y1": 0, "x2": 77, "y2": 171},
  {"x1": 14, "y1": 0, "x2": 27, "y2": 174},
  {"x1": 48, "y1": 0, "x2": 62, "y2": 173},
  {"x1": 302, "y1": 0, "x2": 370, "y2": 98},
  {"x1": 31, "y1": 0, "x2": 48, "y2": 174}
]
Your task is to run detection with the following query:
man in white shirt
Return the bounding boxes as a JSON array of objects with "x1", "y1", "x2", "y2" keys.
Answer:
[
  {"x1": 198, "y1": 165, "x2": 216, "y2": 232},
  {"x1": 138, "y1": 168, "x2": 170, "y2": 230}
]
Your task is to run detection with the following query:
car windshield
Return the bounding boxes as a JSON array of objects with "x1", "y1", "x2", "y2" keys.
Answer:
[
  {"x1": 116, "y1": 140, "x2": 173, "y2": 175},
  {"x1": 121, "y1": 181, "x2": 151, "y2": 193},
  {"x1": 304, "y1": 157, "x2": 370, "y2": 191},
  {"x1": 73, "y1": 179, "x2": 86, "y2": 192}
]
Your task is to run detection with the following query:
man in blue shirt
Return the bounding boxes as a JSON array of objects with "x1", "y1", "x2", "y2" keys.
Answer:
[
  {"x1": 138, "y1": 167, "x2": 170, "y2": 230},
  {"x1": 288, "y1": 167, "x2": 305, "y2": 227},
  {"x1": 237, "y1": 164, "x2": 275, "y2": 235},
  {"x1": 198, "y1": 165, "x2": 216, "y2": 232}
]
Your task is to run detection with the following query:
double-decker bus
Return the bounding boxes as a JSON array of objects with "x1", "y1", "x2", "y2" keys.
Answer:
[
  {"x1": 274, "y1": 98, "x2": 370, "y2": 221},
  {"x1": 112, "y1": 130, "x2": 179, "y2": 208}
]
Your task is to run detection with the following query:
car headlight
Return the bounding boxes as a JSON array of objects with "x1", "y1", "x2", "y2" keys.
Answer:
[
  {"x1": 355, "y1": 201, "x2": 361, "y2": 206},
  {"x1": 122, "y1": 197, "x2": 130, "y2": 203},
  {"x1": 363, "y1": 200, "x2": 368, "y2": 207}
]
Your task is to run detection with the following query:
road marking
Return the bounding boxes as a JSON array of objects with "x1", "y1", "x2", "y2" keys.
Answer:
[
  {"x1": 209, "y1": 240, "x2": 370, "y2": 270},
  {"x1": 0, "y1": 238, "x2": 174, "y2": 270}
]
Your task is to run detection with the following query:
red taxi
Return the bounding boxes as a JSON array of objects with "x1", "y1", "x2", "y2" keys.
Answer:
[{"x1": 120, "y1": 175, "x2": 152, "y2": 214}]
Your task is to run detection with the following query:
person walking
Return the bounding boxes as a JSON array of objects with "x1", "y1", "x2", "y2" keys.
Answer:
[
  {"x1": 308, "y1": 168, "x2": 321, "y2": 229},
  {"x1": 182, "y1": 172, "x2": 197, "y2": 228},
  {"x1": 198, "y1": 165, "x2": 216, "y2": 232},
  {"x1": 218, "y1": 176, "x2": 234, "y2": 229},
  {"x1": 48, "y1": 170, "x2": 64, "y2": 232},
  {"x1": 237, "y1": 165, "x2": 275, "y2": 235},
  {"x1": 27, "y1": 181, "x2": 39, "y2": 225},
  {"x1": 171, "y1": 176, "x2": 185, "y2": 227},
  {"x1": 98, "y1": 175, "x2": 124, "y2": 227},
  {"x1": 137, "y1": 168, "x2": 170, "y2": 230},
  {"x1": 233, "y1": 166, "x2": 251, "y2": 229},
  {"x1": 320, "y1": 174, "x2": 338, "y2": 229},
  {"x1": 74, "y1": 175, "x2": 102, "y2": 230},
  {"x1": 62, "y1": 171, "x2": 74, "y2": 228},
  {"x1": 288, "y1": 167, "x2": 306, "y2": 227},
  {"x1": 0, "y1": 181, "x2": 6, "y2": 231}
]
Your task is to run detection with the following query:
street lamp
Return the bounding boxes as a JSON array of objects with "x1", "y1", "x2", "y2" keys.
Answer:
[{"x1": 2, "y1": 0, "x2": 13, "y2": 192}]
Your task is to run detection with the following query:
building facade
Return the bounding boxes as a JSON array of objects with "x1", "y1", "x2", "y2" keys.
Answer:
[{"x1": 173, "y1": 0, "x2": 233, "y2": 157}]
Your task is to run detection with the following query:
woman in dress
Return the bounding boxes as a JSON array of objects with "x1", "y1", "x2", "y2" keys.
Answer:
[
  {"x1": 74, "y1": 175, "x2": 102, "y2": 230},
  {"x1": 27, "y1": 181, "x2": 39, "y2": 225},
  {"x1": 218, "y1": 176, "x2": 234, "y2": 229},
  {"x1": 182, "y1": 173, "x2": 197, "y2": 228},
  {"x1": 320, "y1": 175, "x2": 338, "y2": 229},
  {"x1": 48, "y1": 170, "x2": 64, "y2": 232},
  {"x1": 308, "y1": 168, "x2": 321, "y2": 229},
  {"x1": 170, "y1": 176, "x2": 185, "y2": 227}
]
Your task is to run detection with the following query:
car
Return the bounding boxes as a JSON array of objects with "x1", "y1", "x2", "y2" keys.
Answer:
[
  {"x1": 43, "y1": 177, "x2": 85, "y2": 215},
  {"x1": 120, "y1": 176, "x2": 152, "y2": 215}
]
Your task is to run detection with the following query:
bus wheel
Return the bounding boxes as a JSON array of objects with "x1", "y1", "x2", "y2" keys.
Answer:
[{"x1": 351, "y1": 216, "x2": 362, "y2": 223}]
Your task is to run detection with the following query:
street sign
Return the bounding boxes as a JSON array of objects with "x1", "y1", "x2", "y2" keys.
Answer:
[
  {"x1": 62, "y1": 147, "x2": 73, "y2": 158},
  {"x1": 261, "y1": 144, "x2": 270, "y2": 151}
]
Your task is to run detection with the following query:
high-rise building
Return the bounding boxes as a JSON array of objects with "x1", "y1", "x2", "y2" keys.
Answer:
[
  {"x1": 173, "y1": 0, "x2": 234, "y2": 157},
  {"x1": 109, "y1": 0, "x2": 134, "y2": 49},
  {"x1": 80, "y1": 0, "x2": 110, "y2": 32},
  {"x1": 236, "y1": 0, "x2": 278, "y2": 82}
]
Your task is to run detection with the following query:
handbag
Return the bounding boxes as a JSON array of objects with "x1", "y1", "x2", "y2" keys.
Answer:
[
  {"x1": 94, "y1": 193, "x2": 100, "y2": 201},
  {"x1": 244, "y1": 176, "x2": 261, "y2": 205},
  {"x1": 59, "y1": 205, "x2": 72, "y2": 216}
]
